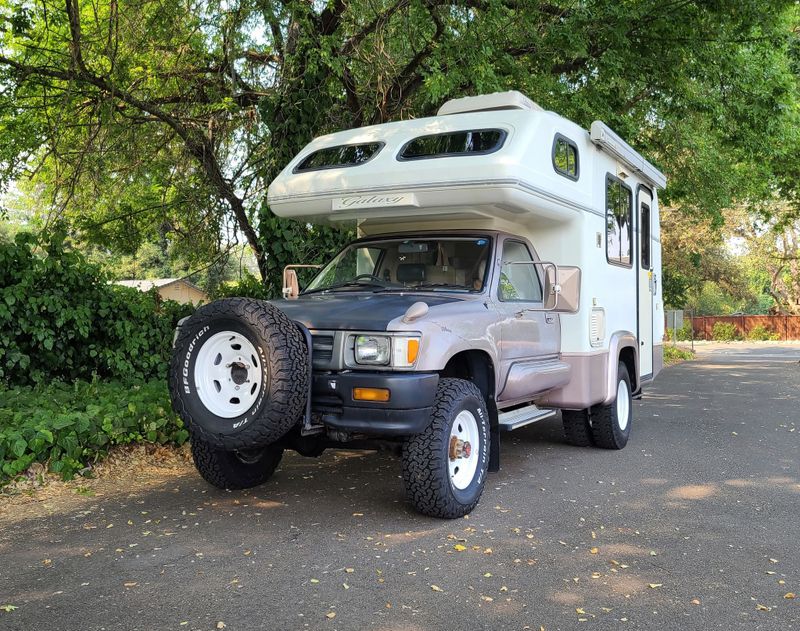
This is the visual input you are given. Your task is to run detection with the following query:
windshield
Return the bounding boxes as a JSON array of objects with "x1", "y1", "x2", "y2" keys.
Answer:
[{"x1": 304, "y1": 236, "x2": 492, "y2": 294}]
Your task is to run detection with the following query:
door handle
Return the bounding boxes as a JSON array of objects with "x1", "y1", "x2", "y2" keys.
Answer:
[{"x1": 545, "y1": 315, "x2": 555, "y2": 324}]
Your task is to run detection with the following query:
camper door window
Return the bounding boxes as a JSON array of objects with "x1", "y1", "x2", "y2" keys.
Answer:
[{"x1": 605, "y1": 176, "x2": 633, "y2": 267}]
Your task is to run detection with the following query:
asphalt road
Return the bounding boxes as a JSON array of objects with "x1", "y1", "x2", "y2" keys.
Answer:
[{"x1": 1, "y1": 344, "x2": 798, "y2": 631}]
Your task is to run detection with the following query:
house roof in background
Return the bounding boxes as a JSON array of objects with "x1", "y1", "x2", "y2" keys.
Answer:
[{"x1": 114, "y1": 278, "x2": 205, "y2": 293}]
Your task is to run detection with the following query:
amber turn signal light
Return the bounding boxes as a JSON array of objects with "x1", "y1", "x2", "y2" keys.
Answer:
[{"x1": 352, "y1": 387, "x2": 391, "y2": 402}]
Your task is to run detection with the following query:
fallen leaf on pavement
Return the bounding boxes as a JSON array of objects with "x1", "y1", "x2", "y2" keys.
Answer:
[
  {"x1": 648, "y1": 583, "x2": 663, "y2": 589},
  {"x1": 123, "y1": 582, "x2": 138, "y2": 588},
  {"x1": 756, "y1": 604, "x2": 770, "y2": 611},
  {"x1": 216, "y1": 623, "x2": 226, "y2": 629},
  {"x1": 0, "y1": 605, "x2": 18, "y2": 613},
  {"x1": 590, "y1": 548, "x2": 598, "y2": 554},
  {"x1": 326, "y1": 612, "x2": 336, "y2": 619},
  {"x1": 785, "y1": 593, "x2": 796, "y2": 600},
  {"x1": 345, "y1": 568, "x2": 354, "y2": 573},
  {"x1": 431, "y1": 585, "x2": 443, "y2": 592},
  {"x1": 453, "y1": 544, "x2": 467, "y2": 552},
  {"x1": 576, "y1": 608, "x2": 586, "y2": 614},
  {"x1": 691, "y1": 599, "x2": 701, "y2": 605}
]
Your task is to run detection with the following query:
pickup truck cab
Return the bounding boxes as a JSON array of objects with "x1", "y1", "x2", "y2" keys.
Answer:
[{"x1": 169, "y1": 91, "x2": 666, "y2": 518}]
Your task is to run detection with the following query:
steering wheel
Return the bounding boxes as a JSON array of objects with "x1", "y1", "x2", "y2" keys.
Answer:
[{"x1": 352, "y1": 273, "x2": 389, "y2": 284}]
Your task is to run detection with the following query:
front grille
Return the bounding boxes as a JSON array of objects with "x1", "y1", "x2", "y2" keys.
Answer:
[{"x1": 312, "y1": 335, "x2": 334, "y2": 365}]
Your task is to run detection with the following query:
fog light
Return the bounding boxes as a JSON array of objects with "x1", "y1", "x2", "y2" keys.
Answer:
[{"x1": 353, "y1": 387, "x2": 391, "y2": 402}]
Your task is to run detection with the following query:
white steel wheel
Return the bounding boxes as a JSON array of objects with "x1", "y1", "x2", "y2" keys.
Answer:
[
  {"x1": 193, "y1": 331, "x2": 263, "y2": 418},
  {"x1": 616, "y1": 378, "x2": 630, "y2": 431},
  {"x1": 448, "y1": 410, "x2": 480, "y2": 491},
  {"x1": 589, "y1": 361, "x2": 632, "y2": 450}
]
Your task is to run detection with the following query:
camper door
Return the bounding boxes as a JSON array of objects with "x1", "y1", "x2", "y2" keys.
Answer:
[{"x1": 637, "y1": 187, "x2": 654, "y2": 378}]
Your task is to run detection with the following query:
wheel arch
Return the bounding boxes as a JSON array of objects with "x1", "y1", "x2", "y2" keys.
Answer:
[
  {"x1": 440, "y1": 349, "x2": 500, "y2": 472},
  {"x1": 602, "y1": 331, "x2": 639, "y2": 405}
]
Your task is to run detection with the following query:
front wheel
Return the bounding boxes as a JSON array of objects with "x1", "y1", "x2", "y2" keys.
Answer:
[
  {"x1": 590, "y1": 361, "x2": 632, "y2": 449},
  {"x1": 191, "y1": 436, "x2": 284, "y2": 490},
  {"x1": 402, "y1": 378, "x2": 490, "y2": 519}
]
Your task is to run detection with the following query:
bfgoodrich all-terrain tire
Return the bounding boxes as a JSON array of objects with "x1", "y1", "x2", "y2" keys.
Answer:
[
  {"x1": 590, "y1": 362, "x2": 632, "y2": 449},
  {"x1": 402, "y1": 378, "x2": 490, "y2": 519},
  {"x1": 168, "y1": 297, "x2": 308, "y2": 451},
  {"x1": 191, "y1": 436, "x2": 284, "y2": 490}
]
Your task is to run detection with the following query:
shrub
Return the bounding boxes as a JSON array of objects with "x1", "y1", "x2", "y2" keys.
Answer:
[
  {"x1": 674, "y1": 321, "x2": 695, "y2": 341},
  {"x1": 0, "y1": 379, "x2": 187, "y2": 482},
  {"x1": 663, "y1": 345, "x2": 694, "y2": 365},
  {"x1": 0, "y1": 232, "x2": 194, "y2": 385},
  {"x1": 214, "y1": 271, "x2": 273, "y2": 300},
  {"x1": 711, "y1": 321, "x2": 741, "y2": 342},
  {"x1": 745, "y1": 324, "x2": 781, "y2": 341}
]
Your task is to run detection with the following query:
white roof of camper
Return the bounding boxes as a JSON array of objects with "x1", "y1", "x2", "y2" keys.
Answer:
[
  {"x1": 267, "y1": 91, "x2": 666, "y2": 226},
  {"x1": 437, "y1": 90, "x2": 544, "y2": 115}
]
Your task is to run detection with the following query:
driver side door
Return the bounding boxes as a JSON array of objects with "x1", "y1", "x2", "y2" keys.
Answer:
[{"x1": 494, "y1": 238, "x2": 560, "y2": 403}]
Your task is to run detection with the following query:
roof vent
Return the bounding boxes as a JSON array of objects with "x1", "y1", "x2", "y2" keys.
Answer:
[{"x1": 437, "y1": 90, "x2": 543, "y2": 116}]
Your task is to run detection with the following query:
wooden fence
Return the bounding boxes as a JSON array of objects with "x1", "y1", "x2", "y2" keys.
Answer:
[{"x1": 688, "y1": 315, "x2": 800, "y2": 341}]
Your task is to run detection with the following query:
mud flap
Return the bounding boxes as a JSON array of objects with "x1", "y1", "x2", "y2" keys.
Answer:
[{"x1": 488, "y1": 397, "x2": 500, "y2": 472}]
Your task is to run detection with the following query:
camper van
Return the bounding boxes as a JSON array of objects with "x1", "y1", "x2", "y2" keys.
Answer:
[{"x1": 169, "y1": 91, "x2": 666, "y2": 518}]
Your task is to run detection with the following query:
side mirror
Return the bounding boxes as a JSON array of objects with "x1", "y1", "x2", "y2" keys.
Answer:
[
  {"x1": 282, "y1": 269, "x2": 300, "y2": 299},
  {"x1": 282, "y1": 264, "x2": 324, "y2": 299},
  {"x1": 547, "y1": 265, "x2": 581, "y2": 313},
  {"x1": 505, "y1": 261, "x2": 581, "y2": 313}
]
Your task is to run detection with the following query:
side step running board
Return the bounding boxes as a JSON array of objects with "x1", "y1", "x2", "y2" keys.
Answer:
[{"x1": 498, "y1": 404, "x2": 557, "y2": 431}]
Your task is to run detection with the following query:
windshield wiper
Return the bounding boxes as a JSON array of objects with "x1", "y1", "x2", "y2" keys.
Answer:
[
  {"x1": 301, "y1": 280, "x2": 387, "y2": 295},
  {"x1": 376, "y1": 283, "x2": 470, "y2": 292},
  {"x1": 412, "y1": 283, "x2": 470, "y2": 291}
]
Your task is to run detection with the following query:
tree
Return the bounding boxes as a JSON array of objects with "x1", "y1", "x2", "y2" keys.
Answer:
[
  {"x1": 728, "y1": 204, "x2": 800, "y2": 314},
  {"x1": 1, "y1": 0, "x2": 798, "y2": 293}
]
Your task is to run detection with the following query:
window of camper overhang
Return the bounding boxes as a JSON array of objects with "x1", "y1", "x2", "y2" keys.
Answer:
[
  {"x1": 294, "y1": 142, "x2": 384, "y2": 173},
  {"x1": 552, "y1": 134, "x2": 579, "y2": 180},
  {"x1": 606, "y1": 175, "x2": 633, "y2": 268},
  {"x1": 398, "y1": 129, "x2": 507, "y2": 161}
]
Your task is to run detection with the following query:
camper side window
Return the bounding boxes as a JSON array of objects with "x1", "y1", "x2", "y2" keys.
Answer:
[
  {"x1": 606, "y1": 177, "x2": 633, "y2": 267},
  {"x1": 498, "y1": 241, "x2": 543, "y2": 302},
  {"x1": 552, "y1": 135, "x2": 579, "y2": 180}
]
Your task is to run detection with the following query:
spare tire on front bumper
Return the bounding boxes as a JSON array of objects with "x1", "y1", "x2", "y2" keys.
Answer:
[{"x1": 168, "y1": 297, "x2": 308, "y2": 451}]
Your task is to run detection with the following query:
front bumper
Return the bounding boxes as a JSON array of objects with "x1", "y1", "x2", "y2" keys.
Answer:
[{"x1": 311, "y1": 371, "x2": 439, "y2": 436}]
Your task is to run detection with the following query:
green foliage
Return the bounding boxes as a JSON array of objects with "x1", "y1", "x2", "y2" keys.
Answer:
[
  {"x1": 0, "y1": 0, "x2": 798, "y2": 283},
  {"x1": 0, "y1": 379, "x2": 187, "y2": 482},
  {"x1": 214, "y1": 271, "x2": 273, "y2": 301},
  {"x1": 672, "y1": 321, "x2": 695, "y2": 342},
  {"x1": 711, "y1": 322, "x2": 742, "y2": 342},
  {"x1": 745, "y1": 324, "x2": 781, "y2": 341},
  {"x1": 0, "y1": 232, "x2": 193, "y2": 385},
  {"x1": 663, "y1": 345, "x2": 694, "y2": 365}
]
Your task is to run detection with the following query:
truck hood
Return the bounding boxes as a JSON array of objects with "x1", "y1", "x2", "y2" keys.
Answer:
[{"x1": 270, "y1": 292, "x2": 461, "y2": 331}]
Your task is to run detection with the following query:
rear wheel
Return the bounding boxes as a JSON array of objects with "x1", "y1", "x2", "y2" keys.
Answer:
[
  {"x1": 402, "y1": 379, "x2": 490, "y2": 519},
  {"x1": 590, "y1": 362, "x2": 632, "y2": 449},
  {"x1": 191, "y1": 436, "x2": 284, "y2": 490},
  {"x1": 561, "y1": 409, "x2": 594, "y2": 447}
]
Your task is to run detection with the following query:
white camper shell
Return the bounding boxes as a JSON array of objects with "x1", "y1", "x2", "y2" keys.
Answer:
[
  {"x1": 168, "y1": 91, "x2": 667, "y2": 520},
  {"x1": 268, "y1": 91, "x2": 666, "y2": 390}
]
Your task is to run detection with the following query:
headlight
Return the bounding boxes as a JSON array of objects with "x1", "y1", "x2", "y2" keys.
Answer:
[
  {"x1": 353, "y1": 335, "x2": 421, "y2": 367},
  {"x1": 355, "y1": 335, "x2": 391, "y2": 365}
]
